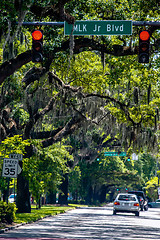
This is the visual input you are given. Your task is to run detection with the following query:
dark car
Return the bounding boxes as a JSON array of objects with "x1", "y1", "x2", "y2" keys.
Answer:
[
  {"x1": 148, "y1": 199, "x2": 160, "y2": 208},
  {"x1": 128, "y1": 191, "x2": 148, "y2": 211}
]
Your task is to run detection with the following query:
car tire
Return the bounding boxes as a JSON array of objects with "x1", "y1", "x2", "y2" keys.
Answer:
[
  {"x1": 144, "y1": 205, "x2": 148, "y2": 211},
  {"x1": 113, "y1": 210, "x2": 117, "y2": 215},
  {"x1": 135, "y1": 211, "x2": 139, "y2": 216}
]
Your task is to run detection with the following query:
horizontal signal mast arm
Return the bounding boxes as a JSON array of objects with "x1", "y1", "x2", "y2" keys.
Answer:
[{"x1": 18, "y1": 21, "x2": 160, "y2": 27}]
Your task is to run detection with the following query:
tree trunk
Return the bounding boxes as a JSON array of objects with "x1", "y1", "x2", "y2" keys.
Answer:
[
  {"x1": 58, "y1": 174, "x2": 68, "y2": 205},
  {"x1": 93, "y1": 186, "x2": 99, "y2": 204},
  {"x1": 109, "y1": 191, "x2": 115, "y2": 202},
  {"x1": 16, "y1": 173, "x2": 31, "y2": 213},
  {"x1": 99, "y1": 185, "x2": 106, "y2": 203},
  {"x1": 85, "y1": 185, "x2": 93, "y2": 205},
  {"x1": 46, "y1": 191, "x2": 57, "y2": 204},
  {"x1": 16, "y1": 145, "x2": 34, "y2": 213}
]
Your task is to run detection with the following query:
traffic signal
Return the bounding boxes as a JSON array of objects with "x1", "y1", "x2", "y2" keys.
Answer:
[
  {"x1": 97, "y1": 151, "x2": 100, "y2": 161},
  {"x1": 138, "y1": 30, "x2": 150, "y2": 63},
  {"x1": 32, "y1": 29, "x2": 43, "y2": 62}
]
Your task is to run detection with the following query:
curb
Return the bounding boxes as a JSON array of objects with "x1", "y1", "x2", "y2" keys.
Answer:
[{"x1": 0, "y1": 223, "x2": 26, "y2": 234}]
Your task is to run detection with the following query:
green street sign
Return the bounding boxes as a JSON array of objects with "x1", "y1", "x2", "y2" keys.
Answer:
[
  {"x1": 64, "y1": 20, "x2": 132, "y2": 36},
  {"x1": 104, "y1": 152, "x2": 126, "y2": 157}
]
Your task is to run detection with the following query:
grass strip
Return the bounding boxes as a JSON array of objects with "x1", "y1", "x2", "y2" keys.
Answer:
[{"x1": 15, "y1": 205, "x2": 76, "y2": 224}]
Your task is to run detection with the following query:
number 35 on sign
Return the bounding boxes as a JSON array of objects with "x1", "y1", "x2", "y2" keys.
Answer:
[{"x1": 2, "y1": 158, "x2": 18, "y2": 178}]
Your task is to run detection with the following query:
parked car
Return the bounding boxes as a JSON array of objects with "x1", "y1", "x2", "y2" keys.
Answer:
[
  {"x1": 8, "y1": 194, "x2": 16, "y2": 203},
  {"x1": 148, "y1": 199, "x2": 160, "y2": 208},
  {"x1": 128, "y1": 191, "x2": 148, "y2": 211},
  {"x1": 113, "y1": 193, "x2": 140, "y2": 216}
]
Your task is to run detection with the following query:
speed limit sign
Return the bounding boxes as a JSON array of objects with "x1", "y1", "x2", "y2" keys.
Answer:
[{"x1": 2, "y1": 158, "x2": 18, "y2": 178}]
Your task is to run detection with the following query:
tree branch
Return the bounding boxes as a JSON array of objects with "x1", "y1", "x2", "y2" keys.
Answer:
[
  {"x1": 84, "y1": 93, "x2": 142, "y2": 127},
  {"x1": 0, "y1": 50, "x2": 31, "y2": 85},
  {"x1": 31, "y1": 127, "x2": 63, "y2": 139},
  {"x1": 0, "y1": 39, "x2": 138, "y2": 86},
  {"x1": 41, "y1": 115, "x2": 83, "y2": 148},
  {"x1": 49, "y1": 72, "x2": 82, "y2": 92},
  {"x1": 30, "y1": 0, "x2": 74, "y2": 24},
  {"x1": 22, "y1": 67, "x2": 46, "y2": 88},
  {"x1": 24, "y1": 94, "x2": 59, "y2": 139}
]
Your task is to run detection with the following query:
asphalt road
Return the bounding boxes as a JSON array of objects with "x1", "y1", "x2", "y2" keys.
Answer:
[{"x1": 0, "y1": 206, "x2": 160, "y2": 240}]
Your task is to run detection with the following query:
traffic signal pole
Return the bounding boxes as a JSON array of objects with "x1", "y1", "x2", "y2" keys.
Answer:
[
  {"x1": 21, "y1": 22, "x2": 64, "y2": 26},
  {"x1": 132, "y1": 21, "x2": 160, "y2": 26},
  {"x1": 19, "y1": 21, "x2": 160, "y2": 27}
]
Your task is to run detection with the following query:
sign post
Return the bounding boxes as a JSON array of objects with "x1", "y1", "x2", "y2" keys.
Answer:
[{"x1": 64, "y1": 20, "x2": 132, "y2": 36}]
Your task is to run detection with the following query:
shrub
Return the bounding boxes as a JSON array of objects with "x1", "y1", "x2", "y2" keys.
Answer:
[{"x1": 0, "y1": 201, "x2": 16, "y2": 224}]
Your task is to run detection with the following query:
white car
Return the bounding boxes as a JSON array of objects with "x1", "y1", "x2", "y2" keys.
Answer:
[
  {"x1": 113, "y1": 193, "x2": 140, "y2": 216},
  {"x1": 8, "y1": 194, "x2": 16, "y2": 203}
]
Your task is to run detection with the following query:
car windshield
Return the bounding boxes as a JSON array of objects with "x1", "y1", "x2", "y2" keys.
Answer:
[
  {"x1": 128, "y1": 191, "x2": 146, "y2": 199},
  {"x1": 118, "y1": 195, "x2": 136, "y2": 201}
]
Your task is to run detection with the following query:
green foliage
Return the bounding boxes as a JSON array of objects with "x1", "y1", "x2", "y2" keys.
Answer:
[
  {"x1": 68, "y1": 166, "x2": 81, "y2": 200},
  {"x1": 67, "y1": 51, "x2": 109, "y2": 93},
  {"x1": 0, "y1": 135, "x2": 30, "y2": 158},
  {"x1": 145, "y1": 177, "x2": 159, "y2": 201},
  {"x1": 75, "y1": 155, "x2": 139, "y2": 203},
  {"x1": 12, "y1": 106, "x2": 30, "y2": 125},
  {"x1": 134, "y1": 153, "x2": 157, "y2": 182},
  {"x1": 0, "y1": 201, "x2": 16, "y2": 224},
  {"x1": 24, "y1": 141, "x2": 73, "y2": 205}
]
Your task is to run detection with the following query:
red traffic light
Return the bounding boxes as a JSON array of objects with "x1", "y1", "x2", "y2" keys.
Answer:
[
  {"x1": 139, "y1": 30, "x2": 150, "y2": 41},
  {"x1": 138, "y1": 30, "x2": 150, "y2": 63},
  {"x1": 32, "y1": 29, "x2": 43, "y2": 63},
  {"x1": 32, "y1": 30, "x2": 43, "y2": 41}
]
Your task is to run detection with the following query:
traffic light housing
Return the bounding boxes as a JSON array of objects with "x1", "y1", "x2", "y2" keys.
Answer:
[
  {"x1": 138, "y1": 30, "x2": 150, "y2": 63},
  {"x1": 32, "y1": 29, "x2": 43, "y2": 62}
]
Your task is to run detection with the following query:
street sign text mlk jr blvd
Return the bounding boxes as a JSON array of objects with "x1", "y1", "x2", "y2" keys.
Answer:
[{"x1": 65, "y1": 20, "x2": 132, "y2": 36}]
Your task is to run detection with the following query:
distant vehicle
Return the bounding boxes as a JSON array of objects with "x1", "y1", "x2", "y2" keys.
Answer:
[
  {"x1": 8, "y1": 194, "x2": 16, "y2": 203},
  {"x1": 128, "y1": 191, "x2": 148, "y2": 211},
  {"x1": 148, "y1": 199, "x2": 160, "y2": 208},
  {"x1": 113, "y1": 193, "x2": 140, "y2": 216}
]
